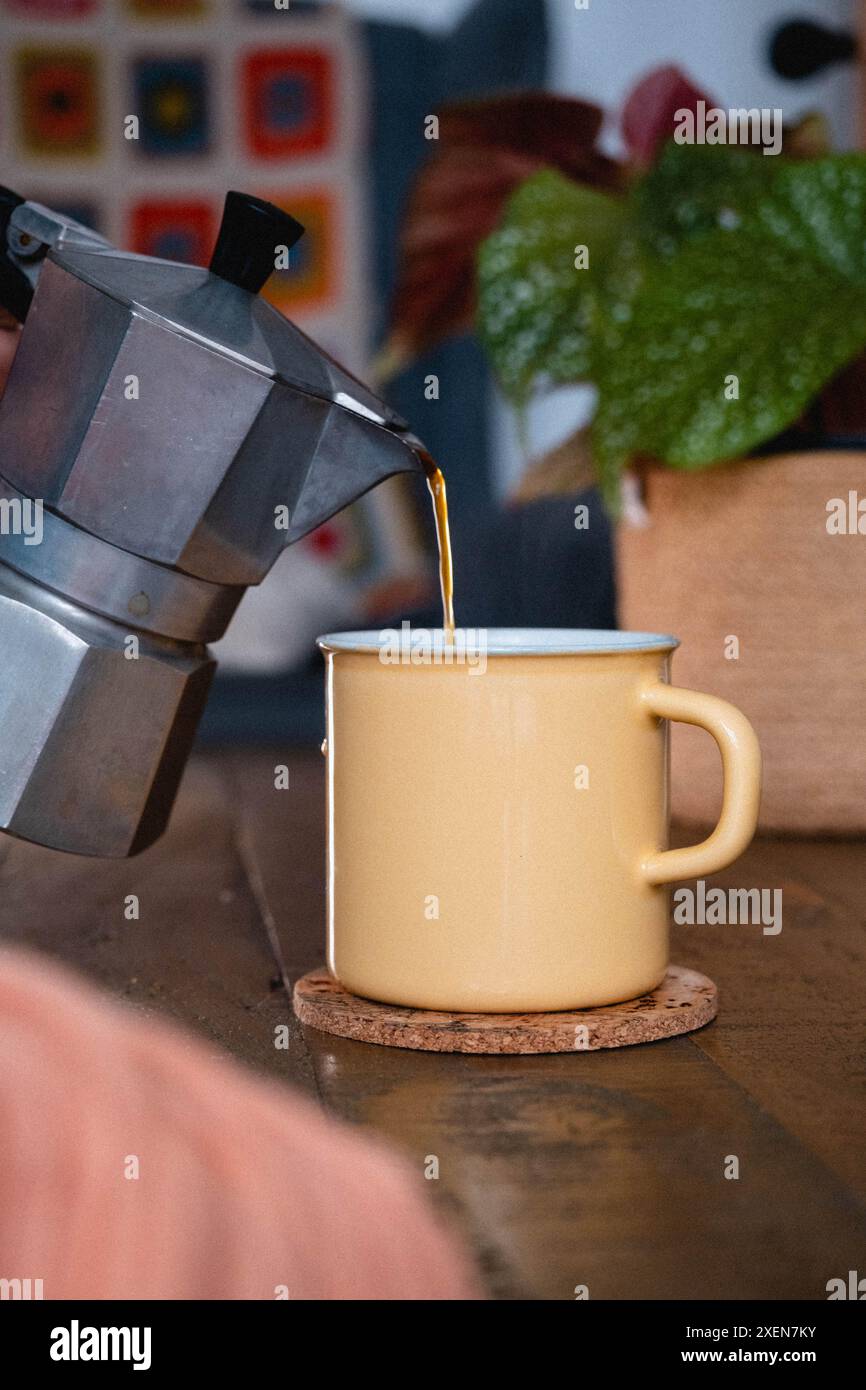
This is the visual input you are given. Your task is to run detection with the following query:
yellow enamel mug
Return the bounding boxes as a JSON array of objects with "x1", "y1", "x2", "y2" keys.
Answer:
[{"x1": 317, "y1": 629, "x2": 762, "y2": 1013}]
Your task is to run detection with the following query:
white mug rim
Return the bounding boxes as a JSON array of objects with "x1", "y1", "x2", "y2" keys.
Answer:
[{"x1": 317, "y1": 627, "x2": 679, "y2": 656}]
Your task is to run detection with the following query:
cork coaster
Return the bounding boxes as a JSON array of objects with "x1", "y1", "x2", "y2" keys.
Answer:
[{"x1": 292, "y1": 966, "x2": 717, "y2": 1054}]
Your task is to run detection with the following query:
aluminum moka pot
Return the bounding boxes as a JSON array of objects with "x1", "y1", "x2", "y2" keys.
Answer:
[{"x1": 0, "y1": 188, "x2": 428, "y2": 856}]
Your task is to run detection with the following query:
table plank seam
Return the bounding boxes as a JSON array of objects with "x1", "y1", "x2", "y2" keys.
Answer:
[{"x1": 685, "y1": 1031, "x2": 866, "y2": 1216}]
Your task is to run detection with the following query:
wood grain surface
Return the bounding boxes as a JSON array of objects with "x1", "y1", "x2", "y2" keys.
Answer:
[{"x1": 1, "y1": 747, "x2": 864, "y2": 1300}]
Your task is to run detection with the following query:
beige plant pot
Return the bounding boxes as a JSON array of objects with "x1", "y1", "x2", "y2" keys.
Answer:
[{"x1": 616, "y1": 451, "x2": 866, "y2": 835}]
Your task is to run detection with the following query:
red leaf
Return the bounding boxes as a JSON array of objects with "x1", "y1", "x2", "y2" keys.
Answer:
[
  {"x1": 436, "y1": 93, "x2": 612, "y2": 182},
  {"x1": 806, "y1": 354, "x2": 866, "y2": 437},
  {"x1": 379, "y1": 92, "x2": 620, "y2": 376},
  {"x1": 622, "y1": 65, "x2": 714, "y2": 167}
]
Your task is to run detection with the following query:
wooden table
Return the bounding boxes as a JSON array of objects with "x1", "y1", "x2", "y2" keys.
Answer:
[{"x1": 1, "y1": 748, "x2": 864, "y2": 1300}]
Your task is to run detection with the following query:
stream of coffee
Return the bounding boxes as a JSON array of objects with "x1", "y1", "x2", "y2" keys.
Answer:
[{"x1": 420, "y1": 450, "x2": 455, "y2": 637}]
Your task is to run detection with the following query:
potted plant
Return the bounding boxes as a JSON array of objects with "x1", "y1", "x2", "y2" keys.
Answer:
[{"x1": 379, "y1": 69, "x2": 866, "y2": 834}]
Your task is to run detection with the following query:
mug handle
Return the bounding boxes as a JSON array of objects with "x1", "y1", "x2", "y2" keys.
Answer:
[{"x1": 639, "y1": 682, "x2": 762, "y2": 887}]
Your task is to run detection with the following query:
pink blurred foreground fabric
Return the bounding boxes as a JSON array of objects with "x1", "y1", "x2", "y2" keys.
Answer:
[{"x1": 0, "y1": 947, "x2": 481, "y2": 1300}]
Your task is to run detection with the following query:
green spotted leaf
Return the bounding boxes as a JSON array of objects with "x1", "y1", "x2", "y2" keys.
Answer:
[
  {"x1": 592, "y1": 154, "x2": 866, "y2": 506},
  {"x1": 476, "y1": 170, "x2": 626, "y2": 403},
  {"x1": 631, "y1": 141, "x2": 777, "y2": 260}
]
